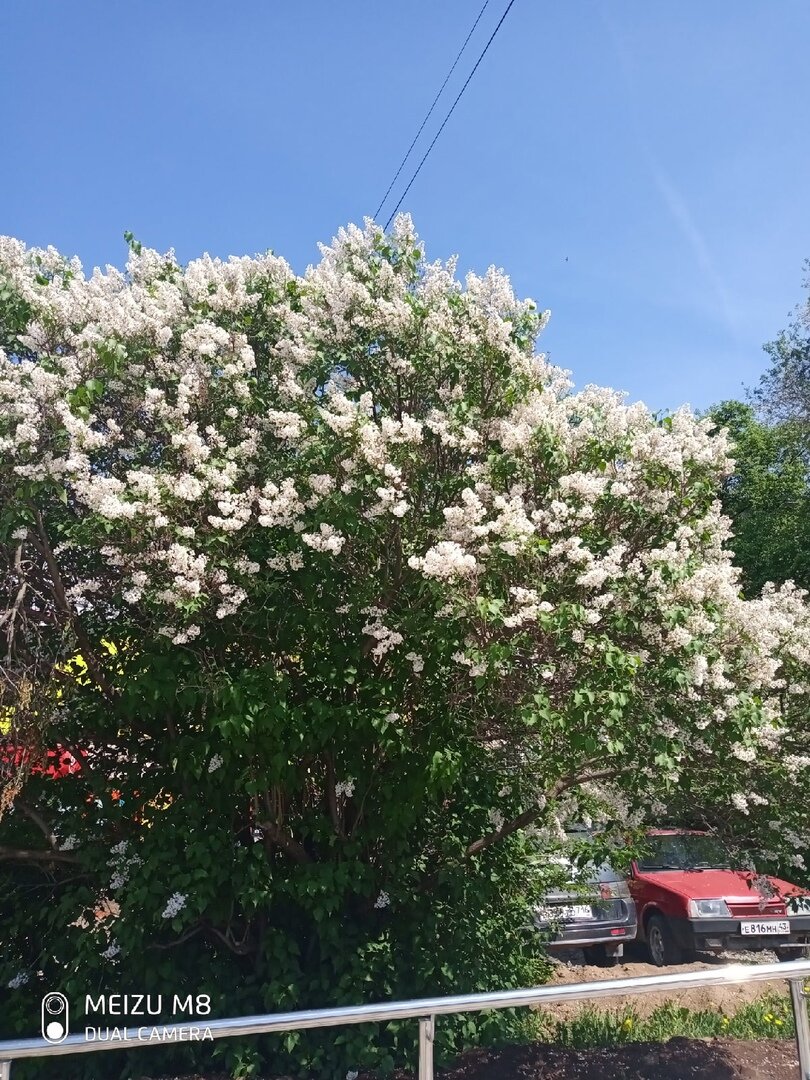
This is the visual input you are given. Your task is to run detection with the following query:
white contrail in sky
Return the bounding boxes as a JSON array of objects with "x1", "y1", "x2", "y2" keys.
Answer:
[
  {"x1": 646, "y1": 159, "x2": 739, "y2": 336},
  {"x1": 596, "y1": 2, "x2": 741, "y2": 338}
]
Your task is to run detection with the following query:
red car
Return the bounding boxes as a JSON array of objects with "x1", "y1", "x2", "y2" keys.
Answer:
[
  {"x1": 0, "y1": 742, "x2": 86, "y2": 779},
  {"x1": 628, "y1": 829, "x2": 810, "y2": 966}
]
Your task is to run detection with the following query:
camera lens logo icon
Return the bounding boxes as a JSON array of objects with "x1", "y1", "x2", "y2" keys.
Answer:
[{"x1": 41, "y1": 993, "x2": 69, "y2": 1043}]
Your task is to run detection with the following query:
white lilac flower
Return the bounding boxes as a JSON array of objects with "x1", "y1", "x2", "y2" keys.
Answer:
[
  {"x1": 373, "y1": 891, "x2": 390, "y2": 910},
  {"x1": 101, "y1": 941, "x2": 121, "y2": 960},
  {"x1": 207, "y1": 754, "x2": 224, "y2": 773},
  {"x1": 361, "y1": 616, "x2": 403, "y2": 661},
  {"x1": 408, "y1": 540, "x2": 477, "y2": 580},
  {"x1": 3, "y1": 219, "x2": 810, "y2": 880},
  {"x1": 8, "y1": 972, "x2": 29, "y2": 989},
  {"x1": 162, "y1": 892, "x2": 187, "y2": 919}
]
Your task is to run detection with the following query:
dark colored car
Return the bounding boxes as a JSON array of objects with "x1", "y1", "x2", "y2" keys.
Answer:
[
  {"x1": 629, "y1": 829, "x2": 810, "y2": 966},
  {"x1": 533, "y1": 827, "x2": 638, "y2": 965}
]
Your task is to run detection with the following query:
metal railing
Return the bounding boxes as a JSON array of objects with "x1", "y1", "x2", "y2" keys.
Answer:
[{"x1": 1, "y1": 959, "x2": 809, "y2": 1080}]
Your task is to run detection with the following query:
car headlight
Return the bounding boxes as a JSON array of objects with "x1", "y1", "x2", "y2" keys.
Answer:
[{"x1": 688, "y1": 899, "x2": 731, "y2": 918}]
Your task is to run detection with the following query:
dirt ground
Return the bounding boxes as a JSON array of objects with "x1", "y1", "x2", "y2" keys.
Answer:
[
  {"x1": 149, "y1": 1039, "x2": 801, "y2": 1080},
  {"x1": 148, "y1": 947, "x2": 803, "y2": 1080},
  {"x1": 542, "y1": 945, "x2": 789, "y2": 1020},
  {"x1": 378, "y1": 1038, "x2": 801, "y2": 1079}
]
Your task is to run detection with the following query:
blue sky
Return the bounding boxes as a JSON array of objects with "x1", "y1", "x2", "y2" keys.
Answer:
[{"x1": 2, "y1": 0, "x2": 808, "y2": 411}]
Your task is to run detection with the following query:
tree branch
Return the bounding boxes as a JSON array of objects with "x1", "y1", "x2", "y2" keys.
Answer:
[
  {"x1": 465, "y1": 803, "x2": 542, "y2": 857},
  {"x1": 1, "y1": 548, "x2": 27, "y2": 659},
  {"x1": 206, "y1": 923, "x2": 254, "y2": 956},
  {"x1": 17, "y1": 799, "x2": 58, "y2": 849},
  {"x1": 29, "y1": 510, "x2": 115, "y2": 700},
  {"x1": 549, "y1": 765, "x2": 636, "y2": 799},
  {"x1": 149, "y1": 918, "x2": 255, "y2": 957},
  {"x1": 465, "y1": 764, "x2": 634, "y2": 857},
  {"x1": 147, "y1": 923, "x2": 205, "y2": 951},
  {"x1": 257, "y1": 820, "x2": 312, "y2": 863},
  {"x1": 324, "y1": 754, "x2": 345, "y2": 839},
  {"x1": 0, "y1": 844, "x2": 81, "y2": 864}
]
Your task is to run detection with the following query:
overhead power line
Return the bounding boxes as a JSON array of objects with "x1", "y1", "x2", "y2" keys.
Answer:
[
  {"x1": 381, "y1": 0, "x2": 519, "y2": 231},
  {"x1": 373, "y1": 1, "x2": 491, "y2": 223}
]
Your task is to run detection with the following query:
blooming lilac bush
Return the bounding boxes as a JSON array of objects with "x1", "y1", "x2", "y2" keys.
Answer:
[{"x1": 1, "y1": 218, "x2": 809, "y2": 1077}]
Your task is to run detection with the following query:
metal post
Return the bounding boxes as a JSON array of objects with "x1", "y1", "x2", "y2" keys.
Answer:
[
  {"x1": 0, "y1": 1060, "x2": 11, "y2": 1079},
  {"x1": 790, "y1": 978, "x2": 810, "y2": 1080},
  {"x1": 418, "y1": 1015, "x2": 434, "y2": 1080}
]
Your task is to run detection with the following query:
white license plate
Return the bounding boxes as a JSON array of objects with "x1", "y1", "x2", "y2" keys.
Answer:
[
  {"x1": 538, "y1": 904, "x2": 593, "y2": 921},
  {"x1": 740, "y1": 920, "x2": 790, "y2": 935}
]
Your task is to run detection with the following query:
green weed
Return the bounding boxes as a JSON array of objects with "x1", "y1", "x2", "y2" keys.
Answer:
[{"x1": 537, "y1": 991, "x2": 799, "y2": 1048}]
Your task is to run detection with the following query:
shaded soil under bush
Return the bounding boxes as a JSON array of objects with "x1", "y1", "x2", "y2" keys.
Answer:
[
  {"x1": 381, "y1": 1037, "x2": 801, "y2": 1079},
  {"x1": 147, "y1": 1036, "x2": 801, "y2": 1080}
]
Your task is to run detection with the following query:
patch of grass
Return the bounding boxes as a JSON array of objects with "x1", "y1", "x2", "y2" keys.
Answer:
[{"x1": 537, "y1": 992, "x2": 799, "y2": 1048}]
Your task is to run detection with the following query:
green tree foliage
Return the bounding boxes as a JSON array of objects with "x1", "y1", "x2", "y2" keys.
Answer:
[
  {"x1": 709, "y1": 267, "x2": 810, "y2": 595},
  {"x1": 712, "y1": 400, "x2": 810, "y2": 595},
  {"x1": 752, "y1": 262, "x2": 810, "y2": 425}
]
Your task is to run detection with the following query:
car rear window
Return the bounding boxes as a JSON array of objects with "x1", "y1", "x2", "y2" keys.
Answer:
[{"x1": 637, "y1": 833, "x2": 733, "y2": 871}]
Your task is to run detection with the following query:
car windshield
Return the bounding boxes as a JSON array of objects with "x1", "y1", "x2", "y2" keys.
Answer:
[
  {"x1": 637, "y1": 833, "x2": 733, "y2": 871},
  {"x1": 565, "y1": 828, "x2": 593, "y2": 845}
]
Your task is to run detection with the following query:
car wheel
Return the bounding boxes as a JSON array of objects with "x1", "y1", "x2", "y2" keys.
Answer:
[
  {"x1": 582, "y1": 944, "x2": 619, "y2": 967},
  {"x1": 646, "y1": 914, "x2": 682, "y2": 967}
]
